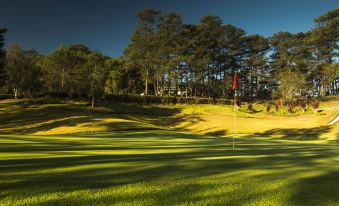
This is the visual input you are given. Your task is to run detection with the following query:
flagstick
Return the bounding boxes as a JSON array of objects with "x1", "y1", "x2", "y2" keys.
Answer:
[
  {"x1": 233, "y1": 89, "x2": 236, "y2": 149},
  {"x1": 232, "y1": 71, "x2": 238, "y2": 150}
]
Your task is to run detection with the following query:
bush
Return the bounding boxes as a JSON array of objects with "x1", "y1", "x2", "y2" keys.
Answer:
[
  {"x1": 288, "y1": 104, "x2": 294, "y2": 114},
  {"x1": 275, "y1": 101, "x2": 281, "y2": 112},
  {"x1": 300, "y1": 101, "x2": 307, "y2": 112},
  {"x1": 103, "y1": 94, "x2": 234, "y2": 105},
  {"x1": 0, "y1": 94, "x2": 14, "y2": 100},
  {"x1": 247, "y1": 102, "x2": 254, "y2": 113},
  {"x1": 266, "y1": 104, "x2": 271, "y2": 113},
  {"x1": 312, "y1": 100, "x2": 320, "y2": 110},
  {"x1": 236, "y1": 100, "x2": 242, "y2": 108}
]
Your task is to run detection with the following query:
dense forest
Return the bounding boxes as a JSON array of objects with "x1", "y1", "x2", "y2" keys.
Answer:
[{"x1": 0, "y1": 8, "x2": 338, "y2": 103}]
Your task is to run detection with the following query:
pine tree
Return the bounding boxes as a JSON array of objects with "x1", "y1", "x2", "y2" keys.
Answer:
[
  {"x1": 0, "y1": 28, "x2": 7, "y2": 86},
  {"x1": 124, "y1": 8, "x2": 160, "y2": 95}
]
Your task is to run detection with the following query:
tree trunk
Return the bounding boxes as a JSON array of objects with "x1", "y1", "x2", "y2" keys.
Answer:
[
  {"x1": 91, "y1": 80, "x2": 95, "y2": 108},
  {"x1": 168, "y1": 69, "x2": 171, "y2": 96},
  {"x1": 145, "y1": 68, "x2": 148, "y2": 95},
  {"x1": 91, "y1": 95, "x2": 95, "y2": 108},
  {"x1": 61, "y1": 65, "x2": 65, "y2": 91},
  {"x1": 185, "y1": 85, "x2": 188, "y2": 98},
  {"x1": 13, "y1": 88, "x2": 18, "y2": 99},
  {"x1": 155, "y1": 80, "x2": 158, "y2": 96}
]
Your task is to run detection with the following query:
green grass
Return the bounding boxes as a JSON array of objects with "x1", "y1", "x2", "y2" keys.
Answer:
[
  {"x1": 0, "y1": 99, "x2": 337, "y2": 138},
  {"x1": 0, "y1": 99, "x2": 338, "y2": 205},
  {"x1": 1, "y1": 131, "x2": 339, "y2": 206}
]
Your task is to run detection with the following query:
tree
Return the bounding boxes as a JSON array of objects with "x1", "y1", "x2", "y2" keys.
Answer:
[
  {"x1": 1, "y1": 8, "x2": 338, "y2": 101},
  {"x1": 270, "y1": 32, "x2": 313, "y2": 97},
  {"x1": 243, "y1": 35, "x2": 269, "y2": 98},
  {"x1": 0, "y1": 28, "x2": 7, "y2": 86},
  {"x1": 322, "y1": 63, "x2": 339, "y2": 95},
  {"x1": 124, "y1": 8, "x2": 160, "y2": 95},
  {"x1": 23, "y1": 49, "x2": 43, "y2": 97},
  {"x1": 308, "y1": 8, "x2": 339, "y2": 96},
  {"x1": 276, "y1": 69, "x2": 307, "y2": 100},
  {"x1": 104, "y1": 58, "x2": 124, "y2": 95},
  {"x1": 5, "y1": 43, "x2": 41, "y2": 98},
  {"x1": 197, "y1": 16, "x2": 223, "y2": 98},
  {"x1": 41, "y1": 47, "x2": 80, "y2": 96},
  {"x1": 156, "y1": 12, "x2": 183, "y2": 96},
  {"x1": 180, "y1": 24, "x2": 200, "y2": 97},
  {"x1": 86, "y1": 52, "x2": 108, "y2": 107},
  {"x1": 220, "y1": 24, "x2": 247, "y2": 97}
]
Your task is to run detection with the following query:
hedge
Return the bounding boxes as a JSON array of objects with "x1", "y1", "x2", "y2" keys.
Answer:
[{"x1": 103, "y1": 94, "x2": 233, "y2": 105}]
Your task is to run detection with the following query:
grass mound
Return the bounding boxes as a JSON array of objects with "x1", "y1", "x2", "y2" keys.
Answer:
[{"x1": 0, "y1": 99, "x2": 337, "y2": 139}]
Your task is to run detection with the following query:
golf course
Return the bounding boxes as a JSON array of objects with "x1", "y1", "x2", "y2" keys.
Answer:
[
  {"x1": 1, "y1": 2, "x2": 338, "y2": 205},
  {"x1": 0, "y1": 99, "x2": 338, "y2": 206}
]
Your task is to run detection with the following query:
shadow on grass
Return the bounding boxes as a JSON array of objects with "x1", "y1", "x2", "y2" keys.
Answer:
[
  {"x1": 288, "y1": 171, "x2": 339, "y2": 205},
  {"x1": 253, "y1": 126, "x2": 332, "y2": 140},
  {"x1": 1, "y1": 100, "x2": 339, "y2": 204},
  {"x1": 0, "y1": 100, "x2": 182, "y2": 134},
  {"x1": 205, "y1": 129, "x2": 228, "y2": 135},
  {"x1": 0, "y1": 130, "x2": 339, "y2": 205}
]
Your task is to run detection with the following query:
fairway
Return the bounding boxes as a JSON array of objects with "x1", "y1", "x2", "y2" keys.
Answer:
[
  {"x1": 0, "y1": 100, "x2": 338, "y2": 205},
  {"x1": 1, "y1": 130, "x2": 339, "y2": 206}
]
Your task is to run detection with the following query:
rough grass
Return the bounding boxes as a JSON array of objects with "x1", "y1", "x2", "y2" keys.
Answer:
[{"x1": 1, "y1": 131, "x2": 339, "y2": 206}]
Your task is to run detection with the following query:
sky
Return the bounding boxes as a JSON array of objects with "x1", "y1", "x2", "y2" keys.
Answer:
[{"x1": 1, "y1": 0, "x2": 338, "y2": 57}]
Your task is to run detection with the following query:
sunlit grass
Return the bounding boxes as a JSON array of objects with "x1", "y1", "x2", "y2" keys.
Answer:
[
  {"x1": 1, "y1": 131, "x2": 339, "y2": 205},
  {"x1": 0, "y1": 99, "x2": 338, "y2": 205},
  {"x1": 0, "y1": 99, "x2": 337, "y2": 138}
]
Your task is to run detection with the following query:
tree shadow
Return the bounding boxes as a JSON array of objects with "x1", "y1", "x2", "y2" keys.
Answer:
[
  {"x1": 0, "y1": 100, "x2": 182, "y2": 135},
  {"x1": 253, "y1": 126, "x2": 333, "y2": 140},
  {"x1": 1, "y1": 130, "x2": 339, "y2": 205},
  {"x1": 288, "y1": 171, "x2": 339, "y2": 205},
  {"x1": 1, "y1": 100, "x2": 339, "y2": 204},
  {"x1": 206, "y1": 129, "x2": 228, "y2": 135}
]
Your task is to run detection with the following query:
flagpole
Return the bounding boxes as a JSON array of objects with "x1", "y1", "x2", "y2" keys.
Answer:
[
  {"x1": 232, "y1": 71, "x2": 238, "y2": 150},
  {"x1": 233, "y1": 88, "x2": 236, "y2": 149}
]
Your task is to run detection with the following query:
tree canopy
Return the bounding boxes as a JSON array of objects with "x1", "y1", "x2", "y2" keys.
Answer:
[{"x1": 0, "y1": 8, "x2": 338, "y2": 101}]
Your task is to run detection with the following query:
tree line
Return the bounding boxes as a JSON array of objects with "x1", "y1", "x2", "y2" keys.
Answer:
[{"x1": 0, "y1": 8, "x2": 338, "y2": 104}]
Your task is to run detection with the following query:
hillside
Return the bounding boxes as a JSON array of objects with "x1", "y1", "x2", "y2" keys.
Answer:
[{"x1": 0, "y1": 99, "x2": 337, "y2": 139}]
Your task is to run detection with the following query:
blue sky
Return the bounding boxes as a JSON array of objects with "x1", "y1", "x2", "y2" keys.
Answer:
[{"x1": 1, "y1": 0, "x2": 338, "y2": 57}]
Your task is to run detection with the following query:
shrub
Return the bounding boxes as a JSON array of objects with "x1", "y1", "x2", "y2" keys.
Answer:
[
  {"x1": 248, "y1": 102, "x2": 254, "y2": 113},
  {"x1": 0, "y1": 94, "x2": 14, "y2": 100},
  {"x1": 300, "y1": 101, "x2": 307, "y2": 112},
  {"x1": 236, "y1": 100, "x2": 242, "y2": 108},
  {"x1": 312, "y1": 100, "x2": 320, "y2": 110},
  {"x1": 288, "y1": 104, "x2": 294, "y2": 114},
  {"x1": 103, "y1": 94, "x2": 234, "y2": 105},
  {"x1": 266, "y1": 104, "x2": 271, "y2": 113},
  {"x1": 275, "y1": 102, "x2": 281, "y2": 112}
]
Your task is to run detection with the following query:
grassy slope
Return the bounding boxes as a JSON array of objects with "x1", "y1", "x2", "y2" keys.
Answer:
[
  {"x1": 173, "y1": 104, "x2": 338, "y2": 139},
  {"x1": 1, "y1": 131, "x2": 339, "y2": 206},
  {"x1": 0, "y1": 99, "x2": 338, "y2": 205},
  {"x1": 0, "y1": 99, "x2": 337, "y2": 139}
]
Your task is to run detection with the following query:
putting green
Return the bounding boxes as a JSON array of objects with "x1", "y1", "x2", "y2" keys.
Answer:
[{"x1": 1, "y1": 130, "x2": 339, "y2": 206}]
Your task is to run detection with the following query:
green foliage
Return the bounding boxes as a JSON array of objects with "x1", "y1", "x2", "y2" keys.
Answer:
[
  {"x1": 0, "y1": 28, "x2": 7, "y2": 86},
  {"x1": 5, "y1": 44, "x2": 41, "y2": 98},
  {"x1": 1, "y1": 9, "x2": 338, "y2": 102},
  {"x1": 40, "y1": 45, "x2": 122, "y2": 101},
  {"x1": 124, "y1": 8, "x2": 160, "y2": 95},
  {"x1": 104, "y1": 94, "x2": 233, "y2": 105},
  {"x1": 276, "y1": 69, "x2": 308, "y2": 100}
]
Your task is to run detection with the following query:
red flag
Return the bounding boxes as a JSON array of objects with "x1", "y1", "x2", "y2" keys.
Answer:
[{"x1": 232, "y1": 71, "x2": 239, "y2": 90}]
